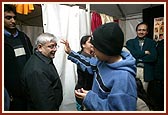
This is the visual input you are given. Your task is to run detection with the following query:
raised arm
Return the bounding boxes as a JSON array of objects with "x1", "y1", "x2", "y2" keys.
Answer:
[{"x1": 60, "y1": 39, "x2": 71, "y2": 54}]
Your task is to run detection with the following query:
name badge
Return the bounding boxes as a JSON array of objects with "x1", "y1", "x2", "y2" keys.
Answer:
[{"x1": 14, "y1": 47, "x2": 26, "y2": 57}]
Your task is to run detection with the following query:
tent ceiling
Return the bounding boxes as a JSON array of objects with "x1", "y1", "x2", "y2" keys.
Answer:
[
  {"x1": 16, "y1": 3, "x2": 162, "y2": 27},
  {"x1": 78, "y1": 4, "x2": 162, "y2": 18}
]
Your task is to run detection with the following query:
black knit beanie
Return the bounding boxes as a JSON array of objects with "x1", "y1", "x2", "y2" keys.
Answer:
[{"x1": 91, "y1": 22, "x2": 124, "y2": 56}]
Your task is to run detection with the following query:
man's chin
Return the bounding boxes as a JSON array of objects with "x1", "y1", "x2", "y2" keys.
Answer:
[
  {"x1": 50, "y1": 55, "x2": 55, "y2": 59},
  {"x1": 10, "y1": 27, "x2": 16, "y2": 29},
  {"x1": 138, "y1": 36, "x2": 145, "y2": 39}
]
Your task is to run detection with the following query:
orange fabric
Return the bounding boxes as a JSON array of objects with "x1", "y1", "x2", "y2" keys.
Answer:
[{"x1": 15, "y1": 4, "x2": 34, "y2": 15}]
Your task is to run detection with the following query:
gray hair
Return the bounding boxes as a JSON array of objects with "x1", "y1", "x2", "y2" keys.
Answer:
[{"x1": 34, "y1": 33, "x2": 57, "y2": 49}]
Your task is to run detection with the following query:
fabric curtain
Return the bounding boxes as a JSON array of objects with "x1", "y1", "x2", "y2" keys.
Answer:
[
  {"x1": 91, "y1": 11, "x2": 102, "y2": 33},
  {"x1": 16, "y1": 25, "x2": 43, "y2": 46},
  {"x1": 125, "y1": 19, "x2": 142, "y2": 41},
  {"x1": 41, "y1": 4, "x2": 90, "y2": 111},
  {"x1": 15, "y1": 4, "x2": 34, "y2": 15},
  {"x1": 119, "y1": 14, "x2": 142, "y2": 45},
  {"x1": 100, "y1": 13, "x2": 114, "y2": 24}
]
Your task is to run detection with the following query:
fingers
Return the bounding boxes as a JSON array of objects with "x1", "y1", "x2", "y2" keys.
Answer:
[
  {"x1": 60, "y1": 39, "x2": 69, "y2": 47},
  {"x1": 60, "y1": 39, "x2": 66, "y2": 44},
  {"x1": 74, "y1": 88, "x2": 88, "y2": 99},
  {"x1": 74, "y1": 90, "x2": 84, "y2": 99},
  {"x1": 81, "y1": 88, "x2": 86, "y2": 93}
]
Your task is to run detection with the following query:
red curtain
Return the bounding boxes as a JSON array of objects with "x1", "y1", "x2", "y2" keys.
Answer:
[{"x1": 91, "y1": 12, "x2": 102, "y2": 33}]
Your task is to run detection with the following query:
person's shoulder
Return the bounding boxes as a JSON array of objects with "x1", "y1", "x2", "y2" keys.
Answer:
[
  {"x1": 145, "y1": 37, "x2": 154, "y2": 41},
  {"x1": 17, "y1": 29, "x2": 29, "y2": 37},
  {"x1": 126, "y1": 38, "x2": 136, "y2": 43},
  {"x1": 146, "y1": 37, "x2": 157, "y2": 44},
  {"x1": 17, "y1": 28, "x2": 24, "y2": 34}
]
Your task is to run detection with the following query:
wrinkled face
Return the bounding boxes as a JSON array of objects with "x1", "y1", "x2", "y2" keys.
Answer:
[
  {"x1": 136, "y1": 24, "x2": 148, "y2": 39},
  {"x1": 4, "y1": 11, "x2": 16, "y2": 29},
  {"x1": 38, "y1": 41, "x2": 58, "y2": 59}
]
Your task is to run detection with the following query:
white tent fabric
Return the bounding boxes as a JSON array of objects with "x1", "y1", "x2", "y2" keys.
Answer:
[
  {"x1": 41, "y1": 4, "x2": 90, "y2": 111},
  {"x1": 125, "y1": 15, "x2": 142, "y2": 43},
  {"x1": 119, "y1": 15, "x2": 142, "y2": 45}
]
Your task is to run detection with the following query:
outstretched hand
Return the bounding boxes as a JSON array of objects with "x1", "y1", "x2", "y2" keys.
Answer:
[{"x1": 60, "y1": 39, "x2": 71, "y2": 54}]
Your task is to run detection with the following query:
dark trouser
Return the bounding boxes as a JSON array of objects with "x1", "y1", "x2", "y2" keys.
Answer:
[
  {"x1": 9, "y1": 97, "x2": 27, "y2": 111},
  {"x1": 76, "y1": 97, "x2": 84, "y2": 111},
  {"x1": 75, "y1": 97, "x2": 90, "y2": 111},
  {"x1": 147, "y1": 80, "x2": 164, "y2": 111}
]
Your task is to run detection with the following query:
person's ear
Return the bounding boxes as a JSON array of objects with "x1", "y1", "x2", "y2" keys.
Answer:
[
  {"x1": 82, "y1": 44, "x2": 85, "y2": 48},
  {"x1": 37, "y1": 44, "x2": 43, "y2": 52}
]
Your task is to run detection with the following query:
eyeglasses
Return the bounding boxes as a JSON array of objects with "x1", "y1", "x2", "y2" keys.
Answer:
[
  {"x1": 5, "y1": 16, "x2": 17, "y2": 20},
  {"x1": 47, "y1": 45, "x2": 59, "y2": 49}
]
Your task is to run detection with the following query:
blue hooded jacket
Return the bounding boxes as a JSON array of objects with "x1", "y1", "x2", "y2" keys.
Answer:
[{"x1": 68, "y1": 50, "x2": 137, "y2": 111}]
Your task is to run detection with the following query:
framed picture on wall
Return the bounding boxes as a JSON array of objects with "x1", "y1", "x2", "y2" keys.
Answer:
[{"x1": 153, "y1": 17, "x2": 164, "y2": 41}]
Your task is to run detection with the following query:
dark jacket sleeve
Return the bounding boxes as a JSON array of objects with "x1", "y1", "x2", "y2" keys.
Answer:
[
  {"x1": 126, "y1": 38, "x2": 157, "y2": 63},
  {"x1": 126, "y1": 39, "x2": 146, "y2": 59},
  {"x1": 141, "y1": 39, "x2": 157, "y2": 63}
]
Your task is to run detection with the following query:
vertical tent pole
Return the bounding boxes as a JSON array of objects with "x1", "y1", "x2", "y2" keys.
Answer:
[{"x1": 86, "y1": 4, "x2": 91, "y2": 34}]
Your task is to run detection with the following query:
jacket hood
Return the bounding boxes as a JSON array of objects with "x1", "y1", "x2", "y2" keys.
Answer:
[{"x1": 107, "y1": 51, "x2": 136, "y2": 76}]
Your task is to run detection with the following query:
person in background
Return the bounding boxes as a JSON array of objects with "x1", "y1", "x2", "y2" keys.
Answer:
[
  {"x1": 75, "y1": 35, "x2": 94, "y2": 111},
  {"x1": 126, "y1": 22, "x2": 157, "y2": 92},
  {"x1": 21, "y1": 33, "x2": 63, "y2": 111},
  {"x1": 148, "y1": 38, "x2": 164, "y2": 111},
  {"x1": 61, "y1": 22, "x2": 137, "y2": 111},
  {"x1": 4, "y1": 4, "x2": 33, "y2": 111}
]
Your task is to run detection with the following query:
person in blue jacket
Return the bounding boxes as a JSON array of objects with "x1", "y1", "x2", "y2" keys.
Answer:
[{"x1": 61, "y1": 22, "x2": 137, "y2": 111}]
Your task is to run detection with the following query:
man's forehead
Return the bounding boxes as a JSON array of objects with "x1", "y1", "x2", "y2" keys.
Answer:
[
  {"x1": 138, "y1": 24, "x2": 147, "y2": 28},
  {"x1": 45, "y1": 41, "x2": 57, "y2": 44},
  {"x1": 4, "y1": 11, "x2": 16, "y2": 15}
]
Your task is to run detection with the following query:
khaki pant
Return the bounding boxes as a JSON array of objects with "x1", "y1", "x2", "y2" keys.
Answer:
[
  {"x1": 136, "y1": 67, "x2": 148, "y2": 92},
  {"x1": 136, "y1": 98, "x2": 150, "y2": 111}
]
